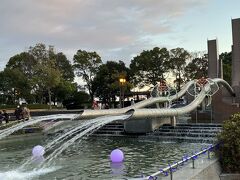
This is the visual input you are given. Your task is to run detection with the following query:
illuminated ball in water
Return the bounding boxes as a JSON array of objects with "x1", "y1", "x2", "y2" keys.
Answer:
[
  {"x1": 32, "y1": 145, "x2": 45, "y2": 157},
  {"x1": 110, "y1": 149, "x2": 124, "y2": 163}
]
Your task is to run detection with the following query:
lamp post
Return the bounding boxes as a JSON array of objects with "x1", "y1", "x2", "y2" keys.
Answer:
[{"x1": 119, "y1": 78, "x2": 126, "y2": 108}]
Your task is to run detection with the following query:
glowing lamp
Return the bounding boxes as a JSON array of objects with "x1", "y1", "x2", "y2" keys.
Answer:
[
  {"x1": 110, "y1": 149, "x2": 124, "y2": 163},
  {"x1": 32, "y1": 145, "x2": 45, "y2": 157}
]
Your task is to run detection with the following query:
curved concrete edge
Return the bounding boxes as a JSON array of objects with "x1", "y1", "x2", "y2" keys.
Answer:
[
  {"x1": 160, "y1": 157, "x2": 221, "y2": 180},
  {"x1": 219, "y1": 173, "x2": 240, "y2": 180}
]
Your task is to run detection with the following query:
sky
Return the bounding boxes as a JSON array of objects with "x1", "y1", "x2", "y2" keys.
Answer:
[{"x1": 1, "y1": 0, "x2": 240, "y2": 71}]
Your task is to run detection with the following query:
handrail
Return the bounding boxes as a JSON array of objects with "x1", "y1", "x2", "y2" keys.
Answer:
[{"x1": 145, "y1": 144, "x2": 217, "y2": 180}]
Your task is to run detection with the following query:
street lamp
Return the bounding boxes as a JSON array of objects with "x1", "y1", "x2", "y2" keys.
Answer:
[{"x1": 119, "y1": 78, "x2": 126, "y2": 108}]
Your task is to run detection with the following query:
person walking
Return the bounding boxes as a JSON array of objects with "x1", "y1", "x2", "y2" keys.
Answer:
[
  {"x1": 0, "y1": 111, "x2": 4, "y2": 124},
  {"x1": 130, "y1": 99, "x2": 135, "y2": 105},
  {"x1": 22, "y1": 105, "x2": 31, "y2": 120},
  {"x1": 2, "y1": 110, "x2": 9, "y2": 123},
  {"x1": 14, "y1": 105, "x2": 22, "y2": 120},
  {"x1": 92, "y1": 100, "x2": 99, "y2": 110}
]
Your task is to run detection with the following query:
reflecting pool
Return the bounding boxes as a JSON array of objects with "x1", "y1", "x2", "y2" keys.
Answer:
[{"x1": 0, "y1": 134, "x2": 208, "y2": 179}]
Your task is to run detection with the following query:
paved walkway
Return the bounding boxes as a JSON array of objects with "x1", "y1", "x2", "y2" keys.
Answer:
[{"x1": 159, "y1": 156, "x2": 220, "y2": 180}]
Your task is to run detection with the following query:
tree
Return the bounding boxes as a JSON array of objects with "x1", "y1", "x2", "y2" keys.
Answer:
[
  {"x1": 220, "y1": 52, "x2": 232, "y2": 84},
  {"x1": 63, "y1": 91, "x2": 90, "y2": 109},
  {"x1": 93, "y1": 61, "x2": 131, "y2": 106},
  {"x1": 130, "y1": 47, "x2": 170, "y2": 87},
  {"x1": 28, "y1": 43, "x2": 74, "y2": 105},
  {"x1": 33, "y1": 59, "x2": 61, "y2": 109},
  {"x1": 6, "y1": 52, "x2": 36, "y2": 97},
  {"x1": 73, "y1": 50, "x2": 102, "y2": 101},
  {"x1": 185, "y1": 56, "x2": 208, "y2": 80},
  {"x1": 52, "y1": 52, "x2": 75, "y2": 103},
  {"x1": 0, "y1": 69, "x2": 31, "y2": 104},
  {"x1": 4, "y1": 52, "x2": 36, "y2": 103},
  {"x1": 53, "y1": 81, "x2": 77, "y2": 104},
  {"x1": 28, "y1": 43, "x2": 48, "y2": 62},
  {"x1": 4, "y1": 43, "x2": 74, "y2": 106},
  {"x1": 55, "y1": 52, "x2": 74, "y2": 81},
  {"x1": 6, "y1": 52, "x2": 37, "y2": 78},
  {"x1": 169, "y1": 48, "x2": 190, "y2": 91}
]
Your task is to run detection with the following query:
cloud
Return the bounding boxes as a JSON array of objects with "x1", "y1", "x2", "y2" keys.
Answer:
[{"x1": 0, "y1": 0, "x2": 209, "y2": 69}]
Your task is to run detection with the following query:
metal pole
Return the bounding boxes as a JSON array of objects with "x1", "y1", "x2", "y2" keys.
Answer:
[
  {"x1": 147, "y1": 144, "x2": 219, "y2": 179},
  {"x1": 195, "y1": 109, "x2": 198, "y2": 124},
  {"x1": 122, "y1": 86, "x2": 125, "y2": 108},
  {"x1": 211, "y1": 105, "x2": 213, "y2": 124},
  {"x1": 170, "y1": 170, "x2": 173, "y2": 180},
  {"x1": 119, "y1": 85, "x2": 122, "y2": 108}
]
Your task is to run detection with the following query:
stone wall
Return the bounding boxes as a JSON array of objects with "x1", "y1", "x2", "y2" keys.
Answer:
[{"x1": 124, "y1": 117, "x2": 171, "y2": 133}]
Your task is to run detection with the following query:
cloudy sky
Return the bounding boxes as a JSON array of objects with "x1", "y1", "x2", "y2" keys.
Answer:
[{"x1": 0, "y1": 0, "x2": 240, "y2": 70}]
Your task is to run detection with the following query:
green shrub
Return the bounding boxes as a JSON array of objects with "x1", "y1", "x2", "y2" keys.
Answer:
[
  {"x1": 26, "y1": 104, "x2": 57, "y2": 109},
  {"x1": 218, "y1": 113, "x2": 240, "y2": 173}
]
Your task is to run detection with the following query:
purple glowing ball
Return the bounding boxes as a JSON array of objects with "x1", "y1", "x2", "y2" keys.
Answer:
[
  {"x1": 110, "y1": 149, "x2": 124, "y2": 163},
  {"x1": 32, "y1": 145, "x2": 45, "y2": 157}
]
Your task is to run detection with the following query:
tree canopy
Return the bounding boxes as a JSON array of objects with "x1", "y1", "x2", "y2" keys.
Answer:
[
  {"x1": 185, "y1": 56, "x2": 208, "y2": 80},
  {"x1": 73, "y1": 49, "x2": 102, "y2": 101},
  {"x1": 1, "y1": 43, "x2": 75, "y2": 106},
  {"x1": 93, "y1": 60, "x2": 131, "y2": 106},
  {"x1": 1, "y1": 43, "x2": 231, "y2": 109},
  {"x1": 220, "y1": 52, "x2": 232, "y2": 84},
  {"x1": 130, "y1": 47, "x2": 170, "y2": 86},
  {"x1": 169, "y1": 48, "x2": 190, "y2": 91}
]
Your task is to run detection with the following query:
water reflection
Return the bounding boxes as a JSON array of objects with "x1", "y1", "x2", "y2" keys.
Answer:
[{"x1": 110, "y1": 162, "x2": 126, "y2": 176}]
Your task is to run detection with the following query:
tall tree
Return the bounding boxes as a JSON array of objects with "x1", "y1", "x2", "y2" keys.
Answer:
[
  {"x1": 130, "y1": 47, "x2": 170, "y2": 86},
  {"x1": 4, "y1": 52, "x2": 36, "y2": 103},
  {"x1": 4, "y1": 43, "x2": 74, "y2": 105},
  {"x1": 169, "y1": 48, "x2": 190, "y2": 91},
  {"x1": 28, "y1": 43, "x2": 48, "y2": 62},
  {"x1": 93, "y1": 61, "x2": 131, "y2": 106},
  {"x1": 55, "y1": 52, "x2": 74, "y2": 81},
  {"x1": 53, "y1": 52, "x2": 75, "y2": 103},
  {"x1": 185, "y1": 56, "x2": 208, "y2": 80},
  {"x1": 33, "y1": 59, "x2": 61, "y2": 109},
  {"x1": 29, "y1": 43, "x2": 74, "y2": 105},
  {"x1": 73, "y1": 50, "x2": 102, "y2": 101},
  {"x1": 220, "y1": 52, "x2": 232, "y2": 84},
  {"x1": 0, "y1": 69, "x2": 31, "y2": 104},
  {"x1": 53, "y1": 81, "x2": 77, "y2": 104}
]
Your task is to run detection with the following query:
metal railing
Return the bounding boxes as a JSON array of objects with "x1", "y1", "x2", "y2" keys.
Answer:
[{"x1": 145, "y1": 144, "x2": 218, "y2": 180}]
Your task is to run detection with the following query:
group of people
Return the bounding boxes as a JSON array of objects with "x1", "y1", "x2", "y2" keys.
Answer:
[
  {"x1": 0, "y1": 105, "x2": 31, "y2": 125},
  {"x1": 92, "y1": 100, "x2": 109, "y2": 110},
  {"x1": 14, "y1": 105, "x2": 31, "y2": 121}
]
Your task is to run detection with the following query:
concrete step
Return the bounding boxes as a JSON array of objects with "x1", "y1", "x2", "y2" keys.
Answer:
[
  {"x1": 100, "y1": 127, "x2": 124, "y2": 131},
  {"x1": 144, "y1": 135, "x2": 217, "y2": 143},
  {"x1": 156, "y1": 129, "x2": 221, "y2": 133},
  {"x1": 159, "y1": 126, "x2": 222, "y2": 130},
  {"x1": 151, "y1": 132, "x2": 218, "y2": 138},
  {"x1": 176, "y1": 123, "x2": 222, "y2": 127},
  {"x1": 94, "y1": 131, "x2": 124, "y2": 135}
]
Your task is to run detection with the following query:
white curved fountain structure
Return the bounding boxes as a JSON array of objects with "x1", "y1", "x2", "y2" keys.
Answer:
[
  {"x1": 78, "y1": 78, "x2": 234, "y2": 120},
  {"x1": 0, "y1": 78, "x2": 235, "y2": 139}
]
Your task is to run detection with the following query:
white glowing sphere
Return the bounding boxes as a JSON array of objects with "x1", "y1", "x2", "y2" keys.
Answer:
[
  {"x1": 110, "y1": 149, "x2": 124, "y2": 163},
  {"x1": 32, "y1": 145, "x2": 45, "y2": 157}
]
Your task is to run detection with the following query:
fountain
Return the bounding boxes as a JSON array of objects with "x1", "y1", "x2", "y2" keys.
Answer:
[{"x1": 0, "y1": 78, "x2": 235, "y2": 179}]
